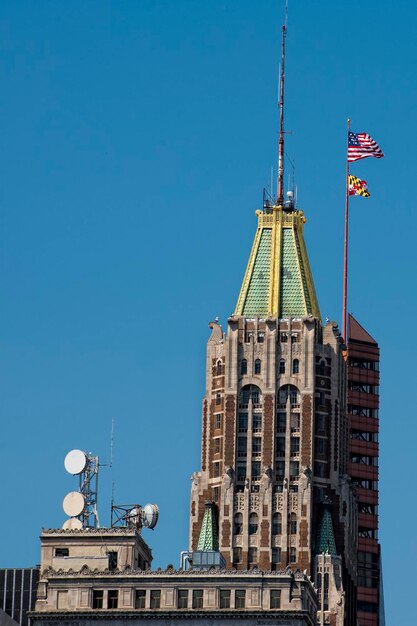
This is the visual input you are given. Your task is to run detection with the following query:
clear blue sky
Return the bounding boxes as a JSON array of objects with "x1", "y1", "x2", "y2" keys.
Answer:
[{"x1": 1, "y1": 1, "x2": 415, "y2": 623}]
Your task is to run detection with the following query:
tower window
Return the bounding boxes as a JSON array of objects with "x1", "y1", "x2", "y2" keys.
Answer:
[
  {"x1": 289, "y1": 513, "x2": 297, "y2": 534},
  {"x1": 108, "y1": 551, "x2": 118, "y2": 571},
  {"x1": 252, "y1": 413, "x2": 262, "y2": 431},
  {"x1": 279, "y1": 359, "x2": 286, "y2": 374},
  {"x1": 216, "y1": 393, "x2": 221, "y2": 405},
  {"x1": 272, "y1": 512, "x2": 282, "y2": 535},
  {"x1": 277, "y1": 413, "x2": 286, "y2": 431},
  {"x1": 314, "y1": 461, "x2": 327, "y2": 478},
  {"x1": 292, "y1": 359, "x2": 299, "y2": 374},
  {"x1": 216, "y1": 360, "x2": 223, "y2": 375},
  {"x1": 135, "y1": 590, "x2": 146, "y2": 609},
  {"x1": 192, "y1": 590, "x2": 203, "y2": 609},
  {"x1": 279, "y1": 385, "x2": 300, "y2": 406},
  {"x1": 55, "y1": 548, "x2": 69, "y2": 557},
  {"x1": 238, "y1": 413, "x2": 248, "y2": 431},
  {"x1": 150, "y1": 590, "x2": 161, "y2": 609},
  {"x1": 249, "y1": 512, "x2": 258, "y2": 535},
  {"x1": 177, "y1": 590, "x2": 188, "y2": 609},
  {"x1": 290, "y1": 547, "x2": 297, "y2": 563},
  {"x1": 219, "y1": 590, "x2": 230, "y2": 609},
  {"x1": 108, "y1": 590, "x2": 119, "y2": 609},
  {"x1": 248, "y1": 547, "x2": 257, "y2": 564},
  {"x1": 237, "y1": 437, "x2": 247, "y2": 458},
  {"x1": 272, "y1": 547, "x2": 281, "y2": 564},
  {"x1": 318, "y1": 360, "x2": 326, "y2": 376},
  {"x1": 240, "y1": 385, "x2": 262, "y2": 407},
  {"x1": 290, "y1": 413, "x2": 300, "y2": 431},
  {"x1": 215, "y1": 414, "x2": 222, "y2": 429},
  {"x1": 290, "y1": 461, "x2": 299, "y2": 478},
  {"x1": 241, "y1": 359, "x2": 247, "y2": 375},
  {"x1": 237, "y1": 463, "x2": 246, "y2": 482},
  {"x1": 275, "y1": 461, "x2": 285, "y2": 481},
  {"x1": 252, "y1": 437, "x2": 262, "y2": 456},
  {"x1": 270, "y1": 589, "x2": 281, "y2": 608},
  {"x1": 254, "y1": 359, "x2": 261, "y2": 374},
  {"x1": 234, "y1": 512, "x2": 243, "y2": 535},
  {"x1": 92, "y1": 590, "x2": 104, "y2": 609},
  {"x1": 276, "y1": 436, "x2": 285, "y2": 457},
  {"x1": 214, "y1": 438, "x2": 221, "y2": 454},
  {"x1": 280, "y1": 333, "x2": 288, "y2": 343},
  {"x1": 251, "y1": 462, "x2": 261, "y2": 480},
  {"x1": 291, "y1": 333, "x2": 298, "y2": 344},
  {"x1": 233, "y1": 547, "x2": 242, "y2": 564},
  {"x1": 290, "y1": 437, "x2": 300, "y2": 456},
  {"x1": 213, "y1": 462, "x2": 220, "y2": 477},
  {"x1": 235, "y1": 590, "x2": 246, "y2": 609}
]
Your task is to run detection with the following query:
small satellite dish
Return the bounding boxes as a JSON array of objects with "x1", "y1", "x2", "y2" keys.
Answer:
[
  {"x1": 142, "y1": 504, "x2": 159, "y2": 529},
  {"x1": 62, "y1": 517, "x2": 83, "y2": 530},
  {"x1": 63, "y1": 491, "x2": 86, "y2": 517},
  {"x1": 64, "y1": 450, "x2": 87, "y2": 475}
]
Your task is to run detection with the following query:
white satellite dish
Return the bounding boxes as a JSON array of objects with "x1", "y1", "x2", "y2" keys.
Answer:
[
  {"x1": 63, "y1": 491, "x2": 86, "y2": 517},
  {"x1": 142, "y1": 504, "x2": 159, "y2": 529},
  {"x1": 64, "y1": 449, "x2": 87, "y2": 475},
  {"x1": 62, "y1": 517, "x2": 83, "y2": 530}
]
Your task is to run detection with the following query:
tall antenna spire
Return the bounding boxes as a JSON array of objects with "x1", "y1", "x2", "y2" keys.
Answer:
[{"x1": 277, "y1": 4, "x2": 288, "y2": 205}]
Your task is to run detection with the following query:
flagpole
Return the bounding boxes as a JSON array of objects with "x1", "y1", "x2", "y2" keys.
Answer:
[{"x1": 343, "y1": 118, "x2": 351, "y2": 342}]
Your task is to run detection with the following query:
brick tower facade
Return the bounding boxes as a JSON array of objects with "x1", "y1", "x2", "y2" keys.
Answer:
[
  {"x1": 347, "y1": 315, "x2": 383, "y2": 626},
  {"x1": 189, "y1": 203, "x2": 360, "y2": 626}
]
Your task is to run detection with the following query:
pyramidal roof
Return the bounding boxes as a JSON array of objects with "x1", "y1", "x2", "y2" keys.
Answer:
[
  {"x1": 197, "y1": 501, "x2": 219, "y2": 551},
  {"x1": 315, "y1": 501, "x2": 337, "y2": 556},
  {"x1": 235, "y1": 205, "x2": 320, "y2": 319},
  {"x1": 348, "y1": 313, "x2": 377, "y2": 345}
]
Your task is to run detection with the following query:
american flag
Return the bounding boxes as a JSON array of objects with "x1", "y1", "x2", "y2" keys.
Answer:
[{"x1": 348, "y1": 132, "x2": 384, "y2": 162}]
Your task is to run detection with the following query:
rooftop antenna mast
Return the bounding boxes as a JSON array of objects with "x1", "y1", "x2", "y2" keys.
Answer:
[{"x1": 277, "y1": 2, "x2": 288, "y2": 206}]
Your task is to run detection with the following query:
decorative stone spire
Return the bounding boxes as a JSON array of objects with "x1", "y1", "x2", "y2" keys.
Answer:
[
  {"x1": 197, "y1": 501, "x2": 219, "y2": 551},
  {"x1": 235, "y1": 206, "x2": 320, "y2": 319}
]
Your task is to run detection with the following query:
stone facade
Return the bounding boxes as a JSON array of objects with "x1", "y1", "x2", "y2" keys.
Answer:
[{"x1": 31, "y1": 529, "x2": 317, "y2": 626}]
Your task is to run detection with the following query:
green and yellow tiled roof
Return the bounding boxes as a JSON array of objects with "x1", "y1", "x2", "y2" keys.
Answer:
[
  {"x1": 197, "y1": 501, "x2": 219, "y2": 551},
  {"x1": 315, "y1": 504, "x2": 337, "y2": 556},
  {"x1": 235, "y1": 206, "x2": 320, "y2": 319}
]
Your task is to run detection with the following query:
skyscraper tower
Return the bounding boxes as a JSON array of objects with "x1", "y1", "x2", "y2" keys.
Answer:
[
  {"x1": 189, "y1": 19, "x2": 364, "y2": 626},
  {"x1": 189, "y1": 198, "x2": 358, "y2": 626}
]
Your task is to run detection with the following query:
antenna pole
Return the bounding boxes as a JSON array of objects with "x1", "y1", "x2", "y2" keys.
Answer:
[
  {"x1": 343, "y1": 118, "x2": 351, "y2": 341},
  {"x1": 277, "y1": 8, "x2": 287, "y2": 205}
]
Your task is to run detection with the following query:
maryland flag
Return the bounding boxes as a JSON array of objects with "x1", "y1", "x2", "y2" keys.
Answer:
[{"x1": 348, "y1": 174, "x2": 370, "y2": 197}]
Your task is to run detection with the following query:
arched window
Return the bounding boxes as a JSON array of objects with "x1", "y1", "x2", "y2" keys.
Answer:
[
  {"x1": 241, "y1": 359, "x2": 248, "y2": 375},
  {"x1": 272, "y1": 512, "x2": 282, "y2": 535},
  {"x1": 216, "y1": 360, "x2": 223, "y2": 375},
  {"x1": 319, "y1": 360, "x2": 326, "y2": 376},
  {"x1": 234, "y1": 512, "x2": 243, "y2": 535},
  {"x1": 254, "y1": 359, "x2": 261, "y2": 375},
  {"x1": 278, "y1": 385, "x2": 300, "y2": 406},
  {"x1": 240, "y1": 385, "x2": 262, "y2": 407},
  {"x1": 289, "y1": 513, "x2": 297, "y2": 534},
  {"x1": 249, "y1": 512, "x2": 258, "y2": 535},
  {"x1": 292, "y1": 359, "x2": 299, "y2": 374},
  {"x1": 279, "y1": 359, "x2": 286, "y2": 374}
]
